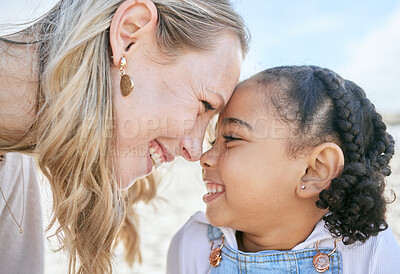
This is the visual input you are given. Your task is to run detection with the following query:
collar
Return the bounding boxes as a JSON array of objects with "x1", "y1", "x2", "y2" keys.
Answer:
[
  {"x1": 292, "y1": 219, "x2": 338, "y2": 250},
  {"x1": 191, "y1": 211, "x2": 238, "y2": 249}
]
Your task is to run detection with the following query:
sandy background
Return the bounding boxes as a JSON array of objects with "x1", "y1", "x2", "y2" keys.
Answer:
[{"x1": 42, "y1": 125, "x2": 400, "y2": 273}]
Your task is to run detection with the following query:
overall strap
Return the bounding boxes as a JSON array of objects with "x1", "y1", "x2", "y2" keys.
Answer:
[{"x1": 208, "y1": 224, "x2": 223, "y2": 242}]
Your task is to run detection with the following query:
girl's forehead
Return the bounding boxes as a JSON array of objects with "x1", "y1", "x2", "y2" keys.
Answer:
[
  {"x1": 219, "y1": 80, "x2": 268, "y2": 121},
  {"x1": 216, "y1": 80, "x2": 291, "y2": 139},
  {"x1": 216, "y1": 87, "x2": 265, "y2": 132}
]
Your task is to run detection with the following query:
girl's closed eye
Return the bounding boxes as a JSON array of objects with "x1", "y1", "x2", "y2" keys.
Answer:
[
  {"x1": 207, "y1": 135, "x2": 242, "y2": 147},
  {"x1": 222, "y1": 134, "x2": 242, "y2": 143}
]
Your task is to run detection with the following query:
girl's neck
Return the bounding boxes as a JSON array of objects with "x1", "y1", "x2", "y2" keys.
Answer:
[{"x1": 236, "y1": 210, "x2": 326, "y2": 252}]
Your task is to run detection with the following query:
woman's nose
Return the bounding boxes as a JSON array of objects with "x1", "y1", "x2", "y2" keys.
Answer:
[{"x1": 179, "y1": 136, "x2": 203, "y2": 161}]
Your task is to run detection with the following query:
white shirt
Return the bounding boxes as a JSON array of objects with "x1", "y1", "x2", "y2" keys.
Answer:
[
  {"x1": 0, "y1": 153, "x2": 44, "y2": 274},
  {"x1": 167, "y1": 211, "x2": 400, "y2": 274}
]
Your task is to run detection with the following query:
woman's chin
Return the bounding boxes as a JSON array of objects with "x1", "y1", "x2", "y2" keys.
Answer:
[
  {"x1": 119, "y1": 173, "x2": 150, "y2": 190},
  {"x1": 118, "y1": 167, "x2": 152, "y2": 190},
  {"x1": 115, "y1": 153, "x2": 154, "y2": 190},
  {"x1": 119, "y1": 179, "x2": 136, "y2": 190}
]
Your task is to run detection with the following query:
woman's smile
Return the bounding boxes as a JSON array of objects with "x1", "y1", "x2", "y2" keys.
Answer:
[{"x1": 148, "y1": 139, "x2": 174, "y2": 172}]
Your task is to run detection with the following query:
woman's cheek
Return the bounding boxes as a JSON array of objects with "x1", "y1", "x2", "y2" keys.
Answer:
[{"x1": 167, "y1": 109, "x2": 198, "y2": 137}]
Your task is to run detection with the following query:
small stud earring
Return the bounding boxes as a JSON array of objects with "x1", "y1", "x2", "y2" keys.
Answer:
[
  {"x1": 119, "y1": 57, "x2": 134, "y2": 97},
  {"x1": 301, "y1": 185, "x2": 306, "y2": 189}
]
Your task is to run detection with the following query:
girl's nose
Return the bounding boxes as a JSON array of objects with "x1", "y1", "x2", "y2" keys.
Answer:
[{"x1": 200, "y1": 146, "x2": 216, "y2": 169}]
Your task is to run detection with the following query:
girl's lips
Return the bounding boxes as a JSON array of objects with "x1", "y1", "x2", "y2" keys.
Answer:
[{"x1": 203, "y1": 190, "x2": 225, "y2": 203}]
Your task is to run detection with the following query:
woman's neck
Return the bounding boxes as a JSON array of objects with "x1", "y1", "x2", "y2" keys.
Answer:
[
  {"x1": 236, "y1": 208, "x2": 326, "y2": 252},
  {"x1": 0, "y1": 35, "x2": 39, "y2": 144}
]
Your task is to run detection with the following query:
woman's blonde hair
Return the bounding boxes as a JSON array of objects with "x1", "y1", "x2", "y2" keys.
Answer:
[{"x1": 0, "y1": 0, "x2": 249, "y2": 273}]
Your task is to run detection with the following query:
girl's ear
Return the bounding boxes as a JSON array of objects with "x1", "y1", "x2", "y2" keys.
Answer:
[
  {"x1": 297, "y1": 143, "x2": 344, "y2": 199},
  {"x1": 109, "y1": 0, "x2": 158, "y2": 66}
]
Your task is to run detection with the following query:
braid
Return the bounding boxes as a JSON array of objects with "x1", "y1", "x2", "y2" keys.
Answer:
[
  {"x1": 313, "y1": 68, "x2": 395, "y2": 245},
  {"x1": 346, "y1": 80, "x2": 394, "y2": 175},
  {"x1": 313, "y1": 69, "x2": 364, "y2": 162}
]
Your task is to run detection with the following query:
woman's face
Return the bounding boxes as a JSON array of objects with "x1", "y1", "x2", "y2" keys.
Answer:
[
  {"x1": 200, "y1": 80, "x2": 307, "y2": 234},
  {"x1": 113, "y1": 32, "x2": 242, "y2": 188}
]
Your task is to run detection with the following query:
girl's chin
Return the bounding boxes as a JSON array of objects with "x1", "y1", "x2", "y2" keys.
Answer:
[{"x1": 205, "y1": 210, "x2": 225, "y2": 228}]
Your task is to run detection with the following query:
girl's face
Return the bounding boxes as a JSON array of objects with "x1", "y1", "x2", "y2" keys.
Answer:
[
  {"x1": 200, "y1": 80, "x2": 307, "y2": 234},
  {"x1": 114, "y1": 33, "x2": 242, "y2": 188}
]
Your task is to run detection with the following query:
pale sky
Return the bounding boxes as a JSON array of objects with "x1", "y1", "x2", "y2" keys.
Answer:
[
  {"x1": 1, "y1": 0, "x2": 399, "y2": 112},
  {"x1": 233, "y1": 0, "x2": 400, "y2": 113}
]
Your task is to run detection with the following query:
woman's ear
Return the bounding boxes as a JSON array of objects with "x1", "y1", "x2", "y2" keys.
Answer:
[
  {"x1": 297, "y1": 142, "x2": 344, "y2": 199},
  {"x1": 109, "y1": 0, "x2": 158, "y2": 66}
]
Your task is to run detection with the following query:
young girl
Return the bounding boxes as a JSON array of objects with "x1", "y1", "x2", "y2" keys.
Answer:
[{"x1": 167, "y1": 66, "x2": 400, "y2": 273}]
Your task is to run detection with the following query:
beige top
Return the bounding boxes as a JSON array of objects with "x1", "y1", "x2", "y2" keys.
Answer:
[{"x1": 0, "y1": 153, "x2": 44, "y2": 274}]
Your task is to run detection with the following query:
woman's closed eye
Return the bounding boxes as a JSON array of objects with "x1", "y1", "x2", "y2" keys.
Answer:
[
  {"x1": 201, "y1": 101, "x2": 216, "y2": 112},
  {"x1": 209, "y1": 139, "x2": 216, "y2": 146}
]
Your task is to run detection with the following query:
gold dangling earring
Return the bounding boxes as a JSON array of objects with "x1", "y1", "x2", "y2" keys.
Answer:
[{"x1": 119, "y1": 57, "x2": 134, "y2": 97}]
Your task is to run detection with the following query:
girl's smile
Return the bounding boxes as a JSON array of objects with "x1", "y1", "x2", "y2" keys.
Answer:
[{"x1": 203, "y1": 180, "x2": 226, "y2": 203}]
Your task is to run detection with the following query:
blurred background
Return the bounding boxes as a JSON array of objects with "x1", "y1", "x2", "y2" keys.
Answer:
[{"x1": 1, "y1": 0, "x2": 399, "y2": 273}]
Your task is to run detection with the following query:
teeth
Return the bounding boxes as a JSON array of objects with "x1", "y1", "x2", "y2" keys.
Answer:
[
  {"x1": 149, "y1": 145, "x2": 164, "y2": 169},
  {"x1": 206, "y1": 184, "x2": 225, "y2": 195},
  {"x1": 152, "y1": 152, "x2": 162, "y2": 162},
  {"x1": 155, "y1": 158, "x2": 162, "y2": 166},
  {"x1": 150, "y1": 154, "x2": 164, "y2": 169},
  {"x1": 155, "y1": 160, "x2": 163, "y2": 169}
]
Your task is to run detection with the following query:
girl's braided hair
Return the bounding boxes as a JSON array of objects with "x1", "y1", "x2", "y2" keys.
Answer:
[{"x1": 256, "y1": 65, "x2": 395, "y2": 245}]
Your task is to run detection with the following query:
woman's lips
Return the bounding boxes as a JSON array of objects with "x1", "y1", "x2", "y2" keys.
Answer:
[
  {"x1": 147, "y1": 153, "x2": 154, "y2": 174},
  {"x1": 149, "y1": 140, "x2": 165, "y2": 168},
  {"x1": 154, "y1": 139, "x2": 174, "y2": 162},
  {"x1": 148, "y1": 139, "x2": 175, "y2": 171},
  {"x1": 203, "y1": 182, "x2": 226, "y2": 203}
]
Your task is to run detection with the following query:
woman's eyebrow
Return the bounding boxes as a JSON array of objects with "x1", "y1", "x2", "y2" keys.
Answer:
[{"x1": 221, "y1": 117, "x2": 253, "y2": 131}]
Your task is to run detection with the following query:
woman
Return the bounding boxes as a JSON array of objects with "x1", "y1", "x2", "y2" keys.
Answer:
[{"x1": 0, "y1": 0, "x2": 249, "y2": 273}]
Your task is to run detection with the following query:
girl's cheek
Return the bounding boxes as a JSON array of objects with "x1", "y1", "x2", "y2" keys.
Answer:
[{"x1": 219, "y1": 152, "x2": 238, "y2": 174}]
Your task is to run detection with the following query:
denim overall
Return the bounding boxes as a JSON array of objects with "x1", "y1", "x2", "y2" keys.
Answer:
[{"x1": 208, "y1": 225, "x2": 343, "y2": 274}]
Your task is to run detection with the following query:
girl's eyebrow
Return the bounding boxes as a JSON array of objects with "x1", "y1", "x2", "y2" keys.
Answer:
[{"x1": 221, "y1": 117, "x2": 253, "y2": 131}]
